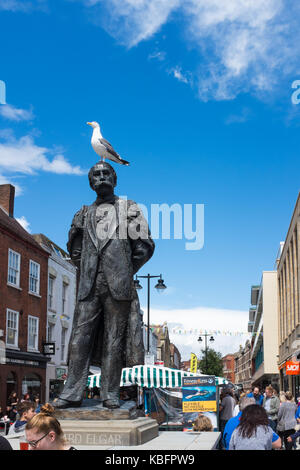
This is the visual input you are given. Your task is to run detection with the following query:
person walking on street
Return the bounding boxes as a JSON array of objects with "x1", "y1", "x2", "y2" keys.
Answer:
[
  {"x1": 247, "y1": 386, "x2": 263, "y2": 406},
  {"x1": 263, "y1": 385, "x2": 280, "y2": 432},
  {"x1": 229, "y1": 404, "x2": 281, "y2": 450},
  {"x1": 223, "y1": 396, "x2": 255, "y2": 449},
  {"x1": 277, "y1": 391, "x2": 297, "y2": 450},
  {"x1": 8, "y1": 401, "x2": 36, "y2": 435},
  {"x1": 25, "y1": 403, "x2": 76, "y2": 450},
  {"x1": 219, "y1": 387, "x2": 235, "y2": 447}
]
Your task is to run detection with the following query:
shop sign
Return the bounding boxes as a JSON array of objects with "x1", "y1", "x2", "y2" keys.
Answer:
[
  {"x1": 286, "y1": 361, "x2": 300, "y2": 375},
  {"x1": 42, "y1": 342, "x2": 55, "y2": 355},
  {"x1": 145, "y1": 353, "x2": 154, "y2": 365},
  {"x1": 56, "y1": 367, "x2": 67, "y2": 380}
]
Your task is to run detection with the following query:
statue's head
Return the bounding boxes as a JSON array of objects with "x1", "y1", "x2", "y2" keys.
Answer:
[{"x1": 88, "y1": 161, "x2": 117, "y2": 194}]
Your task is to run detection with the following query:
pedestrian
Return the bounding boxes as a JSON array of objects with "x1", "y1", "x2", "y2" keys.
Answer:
[
  {"x1": 287, "y1": 427, "x2": 300, "y2": 447},
  {"x1": 193, "y1": 414, "x2": 213, "y2": 432},
  {"x1": 25, "y1": 403, "x2": 76, "y2": 450},
  {"x1": 7, "y1": 391, "x2": 19, "y2": 409},
  {"x1": 279, "y1": 391, "x2": 287, "y2": 404},
  {"x1": 8, "y1": 401, "x2": 36, "y2": 435},
  {"x1": 247, "y1": 386, "x2": 264, "y2": 406},
  {"x1": 277, "y1": 391, "x2": 297, "y2": 450},
  {"x1": 262, "y1": 385, "x2": 280, "y2": 431},
  {"x1": 229, "y1": 404, "x2": 281, "y2": 450},
  {"x1": 33, "y1": 395, "x2": 41, "y2": 413},
  {"x1": 5, "y1": 405, "x2": 17, "y2": 423},
  {"x1": 233, "y1": 392, "x2": 246, "y2": 417},
  {"x1": 219, "y1": 387, "x2": 236, "y2": 447},
  {"x1": 223, "y1": 396, "x2": 255, "y2": 449}
]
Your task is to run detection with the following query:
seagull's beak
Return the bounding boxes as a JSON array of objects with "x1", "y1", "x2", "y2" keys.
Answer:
[{"x1": 87, "y1": 122, "x2": 92, "y2": 126}]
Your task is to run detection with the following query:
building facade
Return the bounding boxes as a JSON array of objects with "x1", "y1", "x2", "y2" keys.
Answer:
[
  {"x1": 222, "y1": 354, "x2": 235, "y2": 383},
  {"x1": 32, "y1": 234, "x2": 77, "y2": 401},
  {"x1": 277, "y1": 193, "x2": 300, "y2": 397},
  {"x1": 170, "y1": 343, "x2": 181, "y2": 369},
  {"x1": 248, "y1": 273, "x2": 280, "y2": 391},
  {"x1": 234, "y1": 341, "x2": 252, "y2": 390},
  {"x1": 0, "y1": 185, "x2": 49, "y2": 406}
]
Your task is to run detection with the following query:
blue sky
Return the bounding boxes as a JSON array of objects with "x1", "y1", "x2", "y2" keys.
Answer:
[{"x1": 1, "y1": 0, "x2": 300, "y2": 358}]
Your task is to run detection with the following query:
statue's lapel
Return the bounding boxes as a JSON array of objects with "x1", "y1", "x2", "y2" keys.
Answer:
[{"x1": 86, "y1": 203, "x2": 98, "y2": 249}]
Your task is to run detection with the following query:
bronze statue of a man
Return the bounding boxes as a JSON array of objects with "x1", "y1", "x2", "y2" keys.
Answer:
[{"x1": 54, "y1": 162, "x2": 154, "y2": 409}]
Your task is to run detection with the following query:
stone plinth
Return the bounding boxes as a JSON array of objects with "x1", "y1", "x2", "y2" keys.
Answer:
[
  {"x1": 54, "y1": 400, "x2": 159, "y2": 446},
  {"x1": 60, "y1": 418, "x2": 159, "y2": 447},
  {"x1": 54, "y1": 399, "x2": 139, "y2": 421}
]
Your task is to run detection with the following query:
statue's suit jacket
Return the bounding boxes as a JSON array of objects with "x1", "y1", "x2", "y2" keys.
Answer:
[{"x1": 67, "y1": 196, "x2": 155, "y2": 367}]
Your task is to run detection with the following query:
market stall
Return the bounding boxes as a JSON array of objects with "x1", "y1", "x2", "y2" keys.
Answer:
[{"x1": 87, "y1": 365, "x2": 229, "y2": 430}]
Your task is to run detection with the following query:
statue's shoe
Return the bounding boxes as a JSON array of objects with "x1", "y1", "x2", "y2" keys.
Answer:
[
  {"x1": 103, "y1": 399, "x2": 120, "y2": 409},
  {"x1": 52, "y1": 398, "x2": 82, "y2": 409}
]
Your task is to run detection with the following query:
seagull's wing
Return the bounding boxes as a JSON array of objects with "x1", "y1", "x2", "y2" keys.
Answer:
[{"x1": 99, "y1": 138, "x2": 120, "y2": 159}]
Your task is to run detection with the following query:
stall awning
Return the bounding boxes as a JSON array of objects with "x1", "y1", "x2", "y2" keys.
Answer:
[{"x1": 87, "y1": 365, "x2": 228, "y2": 389}]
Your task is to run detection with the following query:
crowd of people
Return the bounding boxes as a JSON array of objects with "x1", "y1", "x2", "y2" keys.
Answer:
[
  {"x1": 0, "y1": 391, "x2": 75, "y2": 451},
  {"x1": 219, "y1": 385, "x2": 300, "y2": 450}
]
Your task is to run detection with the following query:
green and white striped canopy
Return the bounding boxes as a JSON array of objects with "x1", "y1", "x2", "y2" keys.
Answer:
[{"x1": 87, "y1": 365, "x2": 228, "y2": 389}]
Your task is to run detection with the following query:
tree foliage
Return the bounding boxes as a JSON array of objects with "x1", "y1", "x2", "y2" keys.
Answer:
[{"x1": 198, "y1": 347, "x2": 224, "y2": 376}]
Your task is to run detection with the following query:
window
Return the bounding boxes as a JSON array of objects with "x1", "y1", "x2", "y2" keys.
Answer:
[
  {"x1": 62, "y1": 282, "x2": 68, "y2": 314},
  {"x1": 8, "y1": 249, "x2": 21, "y2": 287},
  {"x1": 61, "y1": 327, "x2": 67, "y2": 362},
  {"x1": 6, "y1": 309, "x2": 19, "y2": 348},
  {"x1": 48, "y1": 276, "x2": 55, "y2": 309},
  {"x1": 28, "y1": 316, "x2": 39, "y2": 351},
  {"x1": 29, "y1": 260, "x2": 40, "y2": 295},
  {"x1": 47, "y1": 323, "x2": 54, "y2": 342}
]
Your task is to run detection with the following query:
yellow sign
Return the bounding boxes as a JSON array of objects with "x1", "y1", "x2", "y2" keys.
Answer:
[
  {"x1": 182, "y1": 400, "x2": 217, "y2": 412},
  {"x1": 190, "y1": 353, "x2": 198, "y2": 373}
]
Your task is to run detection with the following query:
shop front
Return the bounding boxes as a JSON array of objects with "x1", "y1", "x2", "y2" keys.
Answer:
[
  {"x1": 0, "y1": 349, "x2": 48, "y2": 406},
  {"x1": 279, "y1": 361, "x2": 300, "y2": 398}
]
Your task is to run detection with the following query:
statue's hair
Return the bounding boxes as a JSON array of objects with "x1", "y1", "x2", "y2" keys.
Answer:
[{"x1": 88, "y1": 161, "x2": 117, "y2": 188}]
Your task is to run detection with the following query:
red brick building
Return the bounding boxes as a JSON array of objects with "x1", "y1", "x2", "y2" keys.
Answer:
[
  {"x1": 221, "y1": 353, "x2": 235, "y2": 383},
  {"x1": 0, "y1": 185, "x2": 49, "y2": 407}
]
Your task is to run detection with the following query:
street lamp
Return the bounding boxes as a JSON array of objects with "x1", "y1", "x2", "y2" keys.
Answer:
[
  {"x1": 198, "y1": 332, "x2": 214, "y2": 374},
  {"x1": 134, "y1": 274, "x2": 167, "y2": 353}
]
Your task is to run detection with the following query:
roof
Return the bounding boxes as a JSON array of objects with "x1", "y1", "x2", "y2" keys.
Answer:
[
  {"x1": 0, "y1": 207, "x2": 49, "y2": 256},
  {"x1": 32, "y1": 233, "x2": 69, "y2": 258}
]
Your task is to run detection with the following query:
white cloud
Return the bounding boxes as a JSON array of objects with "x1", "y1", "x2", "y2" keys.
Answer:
[
  {"x1": 145, "y1": 305, "x2": 250, "y2": 361},
  {"x1": 80, "y1": 0, "x2": 300, "y2": 100},
  {"x1": 0, "y1": 0, "x2": 48, "y2": 12},
  {"x1": 16, "y1": 215, "x2": 31, "y2": 232},
  {"x1": 0, "y1": 133, "x2": 85, "y2": 193},
  {"x1": 0, "y1": 104, "x2": 34, "y2": 122},
  {"x1": 148, "y1": 50, "x2": 166, "y2": 62},
  {"x1": 168, "y1": 66, "x2": 190, "y2": 84},
  {"x1": 82, "y1": 0, "x2": 181, "y2": 47}
]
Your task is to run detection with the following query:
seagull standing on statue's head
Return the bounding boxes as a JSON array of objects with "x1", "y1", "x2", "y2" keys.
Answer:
[{"x1": 87, "y1": 121, "x2": 130, "y2": 166}]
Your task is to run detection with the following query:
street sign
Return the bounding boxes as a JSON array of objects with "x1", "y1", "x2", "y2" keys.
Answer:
[{"x1": 42, "y1": 342, "x2": 55, "y2": 355}]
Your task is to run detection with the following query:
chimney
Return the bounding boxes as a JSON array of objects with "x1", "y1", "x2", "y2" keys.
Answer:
[{"x1": 0, "y1": 184, "x2": 15, "y2": 217}]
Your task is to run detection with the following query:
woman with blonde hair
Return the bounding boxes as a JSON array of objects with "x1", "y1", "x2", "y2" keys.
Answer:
[
  {"x1": 193, "y1": 414, "x2": 213, "y2": 432},
  {"x1": 25, "y1": 403, "x2": 76, "y2": 450}
]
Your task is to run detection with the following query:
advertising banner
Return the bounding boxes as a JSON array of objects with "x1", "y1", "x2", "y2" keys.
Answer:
[
  {"x1": 182, "y1": 376, "x2": 217, "y2": 412},
  {"x1": 189, "y1": 353, "x2": 198, "y2": 373}
]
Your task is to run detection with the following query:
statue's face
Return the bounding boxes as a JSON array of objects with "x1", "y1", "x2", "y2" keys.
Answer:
[{"x1": 90, "y1": 164, "x2": 115, "y2": 193}]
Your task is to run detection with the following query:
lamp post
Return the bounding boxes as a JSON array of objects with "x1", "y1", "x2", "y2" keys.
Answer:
[
  {"x1": 134, "y1": 274, "x2": 167, "y2": 353},
  {"x1": 198, "y1": 332, "x2": 215, "y2": 374}
]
